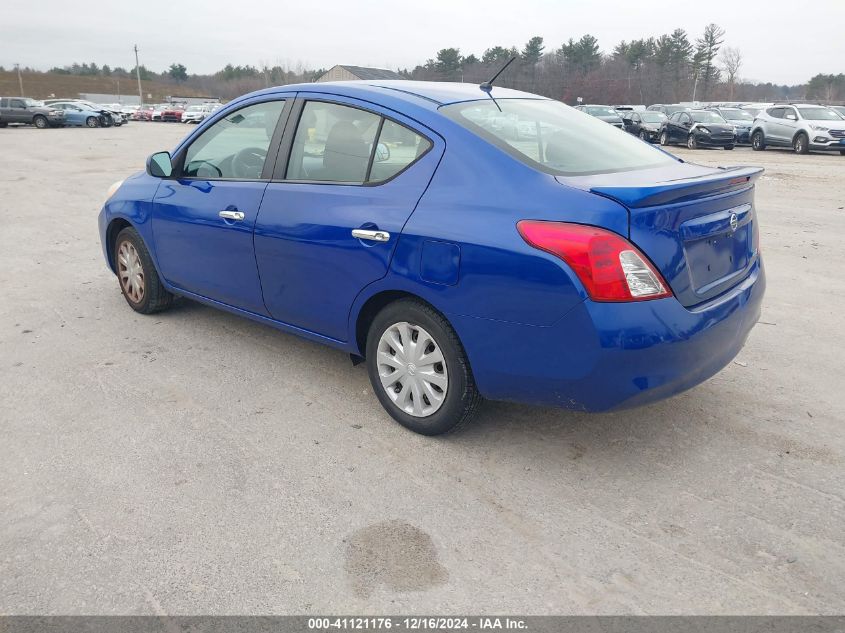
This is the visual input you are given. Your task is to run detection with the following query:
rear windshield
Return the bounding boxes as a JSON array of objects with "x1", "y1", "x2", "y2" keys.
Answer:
[
  {"x1": 641, "y1": 112, "x2": 667, "y2": 123},
  {"x1": 441, "y1": 99, "x2": 675, "y2": 176}
]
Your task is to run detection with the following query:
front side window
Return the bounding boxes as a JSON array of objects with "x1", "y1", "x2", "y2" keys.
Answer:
[
  {"x1": 182, "y1": 100, "x2": 285, "y2": 179},
  {"x1": 442, "y1": 99, "x2": 674, "y2": 176},
  {"x1": 286, "y1": 101, "x2": 431, "y2": 184}
]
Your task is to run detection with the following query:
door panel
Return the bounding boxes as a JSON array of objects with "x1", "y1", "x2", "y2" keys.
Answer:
[
  {"x1": 151, "y1": 98, "x2": 288, "y2": 315},
  {"x1": 152, "y1": 180, "x2": 269, "y2": 314},
  {"x1": 254, "y1": 96, "x2": 444, "y2": 341}
]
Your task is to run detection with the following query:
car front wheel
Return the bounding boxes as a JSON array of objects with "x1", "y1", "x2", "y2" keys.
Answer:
[
  {"x1": 793, "y1": 133, "x2": 809, "y2": 154},
  {"x1": 751, "y1": 131, "x2": 766, "y2": 151},
  {"x1": 33, "y1": 115, "x2": 48, "y2": 129},
  {"x1": 114, "y1": 226, "x2": 173, "y2": 314},
  {"x1": 365, "y1": 299, "x2": 481, "y2": 435},
  {"x1": 687, "y1": 134, "x2": 698, "y2": 150},
  {"x1": 660, "y1": 130, "x2": 669, "y2": 146}
]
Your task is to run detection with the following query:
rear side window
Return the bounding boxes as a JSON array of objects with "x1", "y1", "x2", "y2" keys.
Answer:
[
  {"x1": 285, "y1": 101, "x2": 431, "y2": 184},
  {"x1": 442, "y1": 99, "x2": 674, "y2": 176}
]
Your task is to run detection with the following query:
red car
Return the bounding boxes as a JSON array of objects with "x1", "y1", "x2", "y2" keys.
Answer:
[
  {"x1": 133, "y1": 106, "x2": 154, "y2": 121},
  {"x1": 160, "y1": 105, "x2": 185, "y2": 122}
]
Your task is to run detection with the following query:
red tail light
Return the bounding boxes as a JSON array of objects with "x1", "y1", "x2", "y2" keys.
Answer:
[{"x1": 517, "y1": 220, "x2": 672, "y2": 302}]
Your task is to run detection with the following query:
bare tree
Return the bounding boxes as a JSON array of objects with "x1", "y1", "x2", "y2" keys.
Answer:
[{"x1": 720, "y1": 46, "x2": 743, "y2": 100}]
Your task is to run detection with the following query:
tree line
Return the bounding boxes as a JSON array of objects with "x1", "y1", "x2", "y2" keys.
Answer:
[{"x1": 24, "y1": 25, "x2": 842, "y2": 103}]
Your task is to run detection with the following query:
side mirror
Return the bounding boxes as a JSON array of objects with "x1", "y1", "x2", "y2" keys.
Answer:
[
  {"x1": 374, "y1": 142, "x2": 391, "y2": 163},
  {"x1": 146, "y1": 151, "x2": 173, "y2": 178},
  {"x1": 785, "y1": 114, "x2": 797, "y2": 121}
]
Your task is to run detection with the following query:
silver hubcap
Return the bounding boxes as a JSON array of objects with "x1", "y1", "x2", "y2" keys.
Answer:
[
  {"x1": 117, "y1": 240, "x2": 145, "y2": 304},
  {"x1": 377, "y1": 322, "x2": 448, "y2": 417}
]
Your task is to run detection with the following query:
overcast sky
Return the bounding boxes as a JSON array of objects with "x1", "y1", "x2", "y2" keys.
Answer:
[{"x1": 2, "y1": 0, "x2": 843, "y2": 85}]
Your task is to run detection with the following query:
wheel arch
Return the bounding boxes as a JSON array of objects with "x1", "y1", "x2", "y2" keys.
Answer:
[{"x1": 352, "y1": 289, "x2": 459, "y2": 360}]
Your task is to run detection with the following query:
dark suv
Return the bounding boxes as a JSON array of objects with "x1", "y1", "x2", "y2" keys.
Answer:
[{"x1": 0, "y1": 97, "x2": 64, "y2": 128}]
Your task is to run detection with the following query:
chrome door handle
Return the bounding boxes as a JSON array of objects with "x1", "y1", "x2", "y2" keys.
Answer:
[
  {"x1": 352, "y1": 229, "x2": 390, "y2": 242},
  {"x1": 219, "y1": 210, "x2": 245, "y2": 221}
]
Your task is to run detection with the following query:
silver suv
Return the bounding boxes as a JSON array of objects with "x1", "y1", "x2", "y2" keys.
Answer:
[{"x1": 750, "y1": 104, "x2": 845, "y2": 154}]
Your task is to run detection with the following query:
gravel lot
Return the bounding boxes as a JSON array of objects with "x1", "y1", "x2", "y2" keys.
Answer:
[{"x1": 1, "y1": 122, "x2": 844, "y2": 615}]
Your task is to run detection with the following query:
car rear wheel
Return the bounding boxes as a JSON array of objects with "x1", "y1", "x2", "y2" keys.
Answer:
[
  {"x1": 659, "y1": 130, "x2": 669, "y2": 146},
  {"x1": 33, "y1": 115, "x2": 48, "y2": 129},
  {"x1": 724, "y1": 145, "x2": 735, "y2": 150},
  {"x1": 793, "y1": 133, "x2": 809, "y2": 154},
  {"x1": 751, "y1": 130, "x2": 766, "y2": 151},
  {"x1": 114, "y1": 226, "x2": 173, "y2": 314},
  {"x1": 86, "y1": 116, "x2": 99, "y2": 128},
  {"x1": 365, "y1": 299, "x2": 481, "y2": 435},
  {"x1": 687, "y1": 134, "x2": 698, "y2": 150}
]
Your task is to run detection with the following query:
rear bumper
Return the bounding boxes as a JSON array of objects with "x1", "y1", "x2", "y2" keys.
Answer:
[{"x1": 452, "y1": 258, "x2": 765, "y2": 411}]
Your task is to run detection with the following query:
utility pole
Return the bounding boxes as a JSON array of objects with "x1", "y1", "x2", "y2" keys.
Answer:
[
  {"x1": 134, "y1": 44, "x2": 144, "y2": 106},
  {"x1": 15, "y1": 63, "x2": 24, "y2": 96}
]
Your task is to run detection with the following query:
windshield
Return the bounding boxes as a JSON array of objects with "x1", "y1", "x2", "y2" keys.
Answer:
[
  {"x1": 22, "y1": 98, "x2": 39, "y2": 107},
  {"x1": 442, "y1": 99, "x2": 675, "y2": 176},
  {"x1": 721, "y1": 109, "x2": 753, "y2": 121},
  {"x1": 641, "y1": 112, "x2": 667, "y2": 123},
  {"x1": 585, "y1": 106, "x2": 618, "y2": 117},
  {"x1": 691, "y1": 111, "x2": 726, "y2": 124},
  {"x1": 798, "y1": 107, "x2": 842, "y2": 121}
]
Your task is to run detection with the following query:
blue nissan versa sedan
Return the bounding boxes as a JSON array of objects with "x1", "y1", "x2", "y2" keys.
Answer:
[{"x1": 98, "y1": 80, "x2": 765, "y2": 435}]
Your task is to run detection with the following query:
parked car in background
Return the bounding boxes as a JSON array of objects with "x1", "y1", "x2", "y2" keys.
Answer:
[
  {"x1": 48, "y1": 101, "x2": 110, "y2": 127},
  {"x1": 648, "y1": 104, "x2": 689, "y2": 117},
  {"x1": 151, "y1": 104, "x2": 168, "y2": 121},
  {"x1": 622, "y1": 110, "x2": 667, "y2": 142},
  {"x1": 659, "y1": 109, "x2": 735, "y2": 149},
  {"x1": 44, "y1": 99, "x2": 119, "y2": 126},
  {"x1": 121, "y1": 105, "x2": 140, "y2": 119},
  {"x1": 133, "y1": 105, "x2": 154, "y2": 121},
  {"x1": 707, "y1": 106, "x2": 754, "y2": 144},
  {"x1": 0, "y1": 97, "x2": 64, "y2": 128},
  {"x1": 181, "y1": 104, "x2": 215, "y2": 123},
  {"x1": 160, "y1": 105, "x2": 185, "y2": 122},
  {"x1": 750, "y1": 104, "x2": 845, "y2": 154},
  {"x1": 99, "y1": 81, "x2": 764, "y2": 435},
  {"x1": 575, "y1": 104, "x2": 624, "y2": 128}
]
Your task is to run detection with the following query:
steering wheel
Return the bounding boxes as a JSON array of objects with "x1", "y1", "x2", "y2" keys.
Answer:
[{"x1": 232, "y1": 147, "x2": 268, "y2": 179}]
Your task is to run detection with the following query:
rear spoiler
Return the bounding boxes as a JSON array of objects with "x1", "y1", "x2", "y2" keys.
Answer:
[{"x1": 588, "y1": 166, "x2": 764, "y2": 209}]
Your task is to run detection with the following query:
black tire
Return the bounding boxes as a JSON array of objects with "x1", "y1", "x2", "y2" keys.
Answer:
[
  {"x1": 86, "y1": 116, "x2": 99, "y2": 128},
  {"x1": 639, "y1": 131, "x2": 648, "y2": 141},
  {"x1": 659, "y1": 130, "x2": 669, "y2": 146},
  {"x1": 33, "y1": 115, "x2": 48, "y2": 129},
  {"x1": 793, "y1": 133, "x2": 809, "y2": 154},
  {"x1": 113, "y1": 226, "x2": 173, "y2": 314},
  {"x1": 365, "y1": 299, "x2": 482, "y2": 435},
  {"x1": 751, "y1": 130, "x2": 766, "y2": 151},
  {"x1": 840, "y1": 150, "x2": 845, "y2": 156},
  {"x1": 687, "y1": 134, "x2": 698, "y2": 150},
  {"x1": 724, "y1": 145, "x2": 735, "y2": 150},
  {"x1": 0, "y1": 122, "x2": 7, "y2": 128}
]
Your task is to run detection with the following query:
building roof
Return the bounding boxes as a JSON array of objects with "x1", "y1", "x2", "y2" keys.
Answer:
[{"x1": 334, "y1": 65, "x2": 403, "y2": 80}]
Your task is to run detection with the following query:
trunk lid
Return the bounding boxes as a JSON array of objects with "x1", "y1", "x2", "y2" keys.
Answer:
[{"x1": 558, "y1": 162, "x2": 763, "y2": 308}]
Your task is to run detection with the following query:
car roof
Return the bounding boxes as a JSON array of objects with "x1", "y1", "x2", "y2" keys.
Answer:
[{"x1": 245, "y1": 80, "x2": 546, "y2": 109}]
